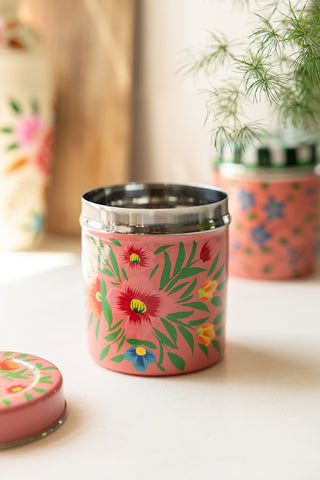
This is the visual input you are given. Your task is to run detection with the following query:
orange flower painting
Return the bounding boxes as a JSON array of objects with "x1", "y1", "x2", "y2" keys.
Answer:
[
  {"x1": 197, "y1": 324, "x2": 215, "y2": 346},
  {"x1": 197, "y1": 279, "x2": 217, "y2": 301}
]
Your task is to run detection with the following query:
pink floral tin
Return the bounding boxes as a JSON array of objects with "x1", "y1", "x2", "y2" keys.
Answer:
[
  {"x1": 80, "y1": 183, "x2": 230, "y2": 376},
  {"x1": 213, "y1": 140, "x2": 320, "y2": 279},
  {"x1": 0, "y1": 351, "x2": 67, "y2": 449}
]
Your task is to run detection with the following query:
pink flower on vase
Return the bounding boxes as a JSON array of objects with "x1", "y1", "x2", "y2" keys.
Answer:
[
  {"x1": 34, "y1": 129, "x2": 53, "y2": 177},
  {"x1": 15, "y1": 116, "x2": 44, "y2": 147}
]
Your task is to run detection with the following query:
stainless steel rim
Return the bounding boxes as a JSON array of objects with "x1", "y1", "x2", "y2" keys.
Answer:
[
  {"x1": 80, "y1": 182, "x2": 230, "y2": 235},
  {"x1": 0, "y1": 402, "x2": 68, "y2": 450}
]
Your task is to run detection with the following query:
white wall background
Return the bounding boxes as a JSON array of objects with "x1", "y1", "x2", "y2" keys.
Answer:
[{"x1": 131, "y1": 0, "x2": 256, "y2": 184}]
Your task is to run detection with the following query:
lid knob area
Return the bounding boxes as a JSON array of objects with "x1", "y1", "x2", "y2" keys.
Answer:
[{"x1": 0, "y1": 351, "x2": 67, "y2": 449}]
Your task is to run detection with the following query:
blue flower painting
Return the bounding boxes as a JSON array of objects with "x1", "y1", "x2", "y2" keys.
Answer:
[
  {"x1": 124, "y1": 346, "x2": 156, "y2": 372},
  {"x1": 264, "y1": 197, "x2": 284, "y2": 220},
  {"x1": 251, "y1": 225, "x2": 271, "y2": 246},
  {"x1": 238, "y1": 190, "x2": 255, "y2": 211}
]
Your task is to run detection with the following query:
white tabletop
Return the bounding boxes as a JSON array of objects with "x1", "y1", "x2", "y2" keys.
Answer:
[{"x1": 1, "y1": 235, "x2": 319, "y2": 479}]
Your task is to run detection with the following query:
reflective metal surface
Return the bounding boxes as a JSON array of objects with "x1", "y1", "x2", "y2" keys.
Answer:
[{"x1": 80, "y1": 183, "x2": 230, "y2": 234}]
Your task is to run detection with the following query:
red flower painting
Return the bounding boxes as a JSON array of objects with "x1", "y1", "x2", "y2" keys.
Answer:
[
  {"x1": 118, "y1": 286, "x2": 161, "y2": 324},
  {"x1": 87, "y1": 277, "x2": 103, "y2": 318},
  {"x1": 200, "y1": 241, "x2": 211, "y2": 262},
  {"x1": 121, "y1": 244, "x2": 150, "y2": 269},
  {"x1": 6, "y1": 384, "x2": 27, "y2": 394}
]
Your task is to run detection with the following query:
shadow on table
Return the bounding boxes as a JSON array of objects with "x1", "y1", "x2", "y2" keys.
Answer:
[{"x1": 172, "y1": 341, "x2": 319, "y2": 390}]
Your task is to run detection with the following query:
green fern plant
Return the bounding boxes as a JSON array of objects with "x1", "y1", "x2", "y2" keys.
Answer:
[{"x1": 181, "y1": 0, "x2": 320, "y2": 150}]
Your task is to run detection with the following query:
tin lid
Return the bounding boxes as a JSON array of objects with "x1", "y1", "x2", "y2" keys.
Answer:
[
  {"x1": 80, "y1": 182, "x2": 231, "y2": 235},
  {"x1": 214, "y1": 129, "x2": 320, "y2": 169},
  {"x1": 0, "y1": 351, "x2": 67, "y2": 449}
]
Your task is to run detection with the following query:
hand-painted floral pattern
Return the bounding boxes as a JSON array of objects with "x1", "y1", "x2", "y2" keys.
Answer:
[
  {"x1": 0, "y1": 359, "x2": 20, "y2": 371},
  {"x1": 251, "y1": 225, "x2": 272, "y2": 246},
  {"x1": 83, "y1": 232, "x2": 228, "y2": 375},
  {"x1": 0, "y1": 99, "x2": 52, "y2": 178},
  {"x1": 197, "y1": 324, "x2": 215, "y2": 346},
  {"x1": 87, "y1": 277, "x2": 103, "y2": 318},
  {"x1": 199, "y1": 241, "x2": 211, "y2": 262},
  {"x1": 121, "y1": 243, "x2": 151, "y2": 269},
  {"x1": 0, "y1": 97, "x2": 54, "y2": 250},
  {"x1": 6, "y1": 384, "x2": 27, "y2": 394},
  {"x1": 15, "y1": 116, "x2": 44, "y2": 146},
  {"x1": 238, "y1": 190, "x2": 255, "y2": 211},
  {"x1": 264, "y1": 196, "x2": 284, "y2": 219},
  {"x1": 197, "y1": 279, "x2": 217, "y2": 301},
  {"x1": 0, "y1": 351, "x2": 59, "y2": 408},
  {"x1": 124, "y1": 346, "x2": 156, "y2": 372},
  {"x1": 214, "y1": 171, "x2": 320, "y2": 279},
  {"x1": 118, "y1": 286, "x2": 161, "y2": 325}
]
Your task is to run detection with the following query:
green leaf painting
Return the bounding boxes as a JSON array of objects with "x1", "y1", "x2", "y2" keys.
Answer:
[
  {"x1": 126, "y1": 339, "x2": 157, "y2": 349},
  {"x1": 212, "y1": 340, "x2": 221, "y2": 354},
  {"x1": 180, "y1": 278, "x2": 197, "y2": 299},
  {"x1": 109, "y1": 238, "x2": 121, "y2": 247},
  {"x1": 160, "y1": 317, "x2": 177, "y2": 345},
  {"x1": 168, "y1": 352, "x2": 185, "y2": 371},
  {"x1": 208, "y1": 253, "x2": 220, "y2": 276},
  {"x1": 180, "y1": 301, "x2": 210, "y2": 313},
  {"x1": 110, "y1": 354, "x2": 125, "y2": 363},
  {"x1": 100, "y1": 345, "x2": 111, "y2": 361},
  {"x1": 160, "y1": 251, "x2": 171, "y2": 290},
  {"x1": 178, "y1": 326, "x2": 194, "y2": 353},
  {"x1": 213, "y1": 263, "x2": 225, "y2": 280},
  {"x1": 109, "y1": 245, "x2": 121, "y2": 281},
  {"x1": 173, "y1": 242, "x2": 185, "y2": 275},
  {"x1": 150, "y1": 264, "x2": 159, "y2": 279},
  {"x1": 215, "y1": 325, "x2": 225, "y2": 336},
  {"x1": 213, "y1": 310, "x2": 224, "y2": 325},
  {"x1": 211, "y1": 296, "x2": 223, "y2": 307},
  {"x1": 199, "y1": 344, "x2": 209, "y2": 357},
  {"x1": 101, "y1": 279, "x2": 113, "y2": 327},
  {"x1": 10, "y1": 100, "x2": 21, "y2": 113},
  {"x1": 154, "y1": 245, "x2": 174, "y2": 254}
]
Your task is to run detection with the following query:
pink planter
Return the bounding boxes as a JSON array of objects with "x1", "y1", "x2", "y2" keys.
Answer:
[
  {"x1": 80, "y1": 183, "x2": 230, "y2": 376},
  {"x1": 214, "y1": 158, "x2": 320, "y2": 280}
]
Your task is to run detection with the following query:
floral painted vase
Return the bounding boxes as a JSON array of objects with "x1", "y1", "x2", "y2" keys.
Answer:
[
  {"x1": 80, "y1": 184, "x2": 230, "y2": 376},
  {"x1": 0, "y1": 0, "x2": 54, "y2": 250},
  {"x1": 213, "y1": 137, "x2": 320, "y2": 279}
]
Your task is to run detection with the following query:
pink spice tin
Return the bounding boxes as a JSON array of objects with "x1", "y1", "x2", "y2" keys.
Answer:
[
  {"x1": 80, "y1": 183, "x2": 230, "y2": 376},
  {"x1": 0, "y1": 351, "x2": 67, "y2": 449}
]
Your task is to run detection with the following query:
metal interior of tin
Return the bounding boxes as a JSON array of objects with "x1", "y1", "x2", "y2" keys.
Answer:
[{"x1": 80, "y1": 183, "x2": 230, "y2": 235}]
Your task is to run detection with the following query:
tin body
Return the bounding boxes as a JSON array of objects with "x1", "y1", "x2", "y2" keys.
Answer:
[
  {"x1": 80, "y1": 183, "x2": 230, "y2": 376},
  {"x1": 214, "y1": 164, "x2": 319, "y2": 279}
]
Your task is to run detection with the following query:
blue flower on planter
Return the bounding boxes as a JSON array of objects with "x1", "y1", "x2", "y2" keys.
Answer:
[
  {"x1": 124, "y1": 346, "x2": 156, "y2": 372},
  {"x1": 231, "y1": 240, "x2": 242, "y2": 250},
  {"x1": 251, "y1": 225, "x2": 271, "y2": 245},
  {"x1": 304, "y1": 186, "x2": 317, "y2": 196},
  {"x1": 264, "y1": 196, "x2": 284, "y2": 219},
  {"x1": 238, "y1": 190, "x2": 255, "y2": 211}
]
